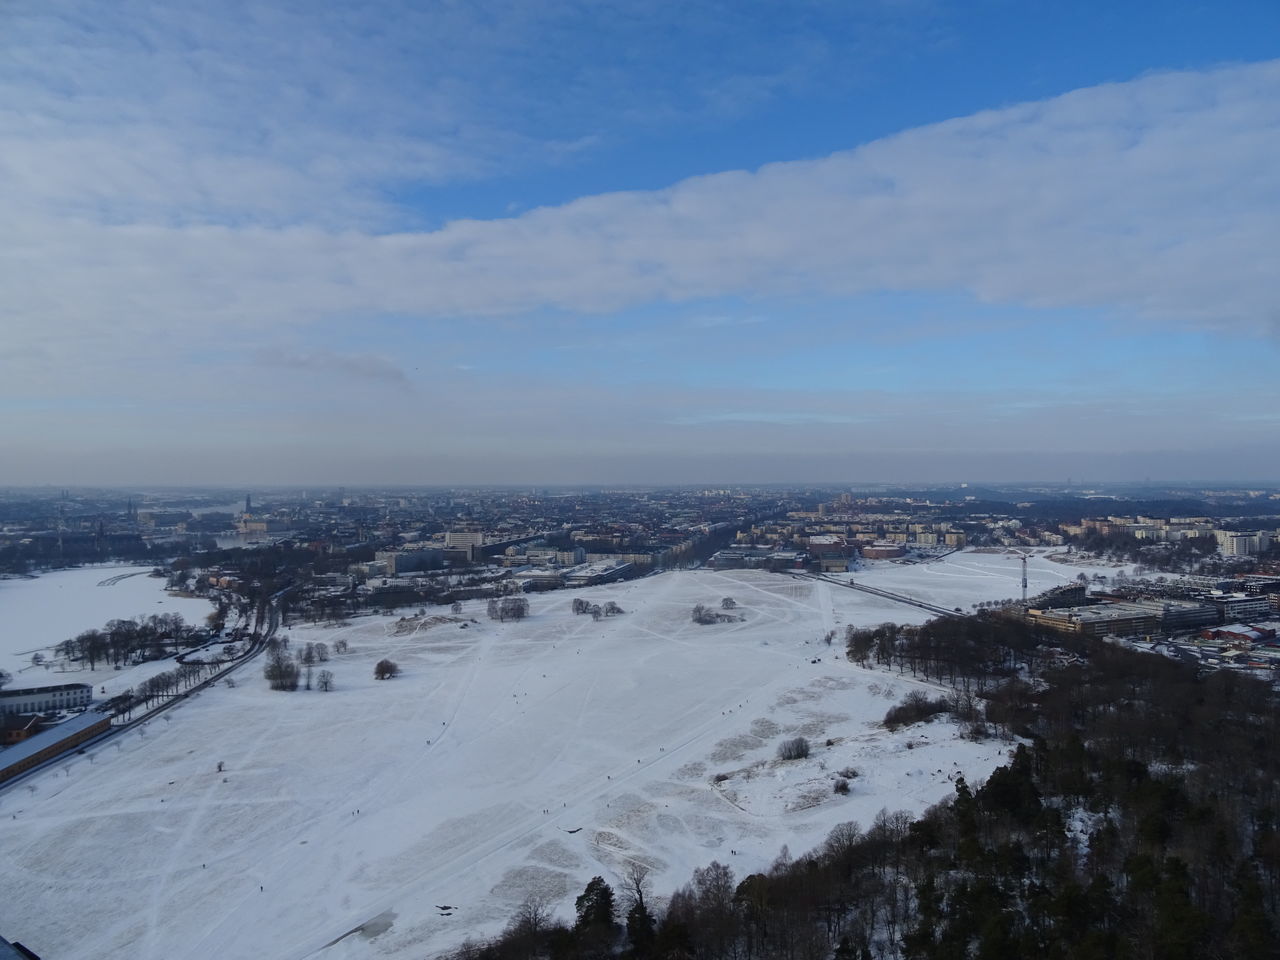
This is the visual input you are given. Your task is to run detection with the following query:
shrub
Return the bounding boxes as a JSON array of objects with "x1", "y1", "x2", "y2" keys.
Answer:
[
  {"x1": 883, "y1": 690, "x2": 949, "y2": 729},
  {"x1": 777, "y1": 737, "x2": 811, "y2": 761},
  {"x1": 833, "y1": 778, "x2": 850, "y2": 795},
  {"x1": 838, "y1": 767, "x2": 859, "y2": 779},
  {"x1": 374, "y1": 659, "x2": 400, "y2": 680},
  {"x1": 965, "y1": 721, "x2": 991, "y2": 740}
]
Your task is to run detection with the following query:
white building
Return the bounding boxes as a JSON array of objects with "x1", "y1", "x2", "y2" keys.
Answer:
[
  {"x1": 1214, "y1": 530, "x2": 1272, "y2": 556},
  {"x1": 0, "y1": 683, "x2": 93, "y2": 716}
]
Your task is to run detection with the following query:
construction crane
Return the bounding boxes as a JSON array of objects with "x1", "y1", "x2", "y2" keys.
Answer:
[{"x1": 1012, "y1": 550, "x2": 1031, "y2": 606}]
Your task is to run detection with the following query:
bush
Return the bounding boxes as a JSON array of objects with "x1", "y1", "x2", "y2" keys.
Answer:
[
  {"x1": 838, "y1": 767, "x2": 859, "y2": 779},
  {"x1": 833, "y1": 778, "x2": 850, "y2": 795},
  {"x1": 777, "y1": 737, "x2": 811, "y2": 761},
  {"x1": 374, "y1": 659, "x2": 400, "y2": 680},
  {"x1": 693, "y1": 603, "x2": 742, "y2": 625},
  {"x1": 883, "y1": 690, "x2": 949, "y2": 729},
  {"x1": 965, "y1": 721, "x2": 991, "y2": 740}
]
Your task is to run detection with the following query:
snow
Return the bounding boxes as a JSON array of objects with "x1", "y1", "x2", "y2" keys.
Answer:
[
  {"x1": 0, "y1": 552, "x2": 1127, "y2": 960},
  {"x1": 0, "y1": 566, "x2": 214, "y2": 683},
  {"x1": 852, "y1": 548, "x2": 1095, "y2": 614}
]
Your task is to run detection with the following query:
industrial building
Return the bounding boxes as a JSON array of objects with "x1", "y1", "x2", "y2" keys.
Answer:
[
  {"x1": 1026, "y1": 602, "x2": 1161, "y2": 639},
  {"x1": 1201, "y1": 592, "x2": 1273, "y2": 620},
  {"x1": 0, "y1": 711, "x2": 111, "y2": 785},
  {"x1": 861, "y1": 542, "x2": 906, "y2": 560}
]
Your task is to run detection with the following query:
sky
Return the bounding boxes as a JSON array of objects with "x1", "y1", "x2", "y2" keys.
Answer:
[{"x1": 2, "y1": 0, "x2": 1279, "y2": 487}]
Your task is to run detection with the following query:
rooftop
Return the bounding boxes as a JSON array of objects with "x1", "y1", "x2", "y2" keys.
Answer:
[{"x1": 0, "y1": 711, "x2": 107, "y2": 773}]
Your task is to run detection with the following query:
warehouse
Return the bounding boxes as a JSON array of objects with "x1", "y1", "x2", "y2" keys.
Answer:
[{"x1": 0, "y1": 712, "x2": 111, "y2": 785}]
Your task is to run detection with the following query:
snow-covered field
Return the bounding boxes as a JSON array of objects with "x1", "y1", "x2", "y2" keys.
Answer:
[
  {"x1": 0, "y1": 552, "x2": 1121, "y2": 960},
  {"x1": 854, "y1": 547, "x2": 1100, "y2": 611},
  {"x1": 0, "y1": 565, "x2": 214, "y2": 686}
]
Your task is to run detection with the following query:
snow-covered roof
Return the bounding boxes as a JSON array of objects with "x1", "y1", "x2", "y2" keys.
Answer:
[{"x1": 0, "y1": 711, "x2": 107, "y2": 773}]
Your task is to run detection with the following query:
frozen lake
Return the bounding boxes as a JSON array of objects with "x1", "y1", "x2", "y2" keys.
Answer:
[{"x1": 0, "y1": 566, "x2": 213, "y2": 681}]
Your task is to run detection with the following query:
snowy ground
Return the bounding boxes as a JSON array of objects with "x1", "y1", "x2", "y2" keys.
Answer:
[
  {"x1": 0, "y1": 553, "x2": 1124, "y2": 960},
  {"x1": 853, "y1": 547, "x2": 1107, "y2": 612},
  {"x1": 0, "y1": 565, "x2": 214, "y2": 689}
]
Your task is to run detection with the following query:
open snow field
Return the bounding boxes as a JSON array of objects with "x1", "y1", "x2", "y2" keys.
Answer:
[
  {"x1": 854, "y1": 547, "x2": 1100, "y2": 611},
  {"x1": 0, "y1": 553, "x2": 1121, "y2": 960},
  {"x1": 0, "y1": 565, "x2": 214, "y2": 686}
]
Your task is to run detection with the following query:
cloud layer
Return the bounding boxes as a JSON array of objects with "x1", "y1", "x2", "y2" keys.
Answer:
[
  {"x1": 5, "y1": 59, "x2": 1278, "y2": 359},
  {"x1": 2, "y1": 6, "x2": 1278, "y2": 484}
]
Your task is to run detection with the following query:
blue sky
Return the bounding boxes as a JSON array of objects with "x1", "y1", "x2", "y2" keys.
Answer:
[{"x1": 2, "y1": 0, "x2": 1279, "y2": 485}]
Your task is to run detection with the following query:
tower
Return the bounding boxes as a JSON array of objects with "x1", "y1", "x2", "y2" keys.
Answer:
[
  {"x1": 245, "y1": 493, "x2": 252, "y2": 515},
  {"x1": 1021, "y1": 553, "x2": 1028, "y2": 605}
]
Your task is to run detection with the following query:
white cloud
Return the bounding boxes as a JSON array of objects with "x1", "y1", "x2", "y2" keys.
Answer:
[
  {"x1": 4, "y1": 59, "x2": 1277, "y2": 361},
  {"x1": 3, "y1": 35, "x2": 1279, "y2": 482},
  {"x1": 0, "y1": 0, "x2": 916, "y2": 229},
  {"x1": 254, "y1": 346, "x2": 409, "y2": 384}
]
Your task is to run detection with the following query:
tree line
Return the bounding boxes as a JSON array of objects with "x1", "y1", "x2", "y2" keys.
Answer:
[{"x1": 56, "y1": 613, "x2": 205, "y2": 670}]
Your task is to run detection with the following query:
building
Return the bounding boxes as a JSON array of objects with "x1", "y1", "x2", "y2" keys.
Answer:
[
  {"x1": 1026, "y1": 602, "x2": 1159, "y2": 639},
  {"x1": 375, "y1": 547, "x2": 443, "y2": 575},
  {"x1": 563, "y1": 561, "x2": 633, "y2": 586},
  {"x1": 444, "y1": 529, "x2": 485, "y2": 550},
  {"x1": 1215, "y1": 530, "x2": 1272, "y2": 556},
  {"x1": 0, "y1": 712, "x2": 111, "y2": 785},
  {"x1": 1, "y1": 715, "x2": 42, "y2": 746},
  {"x1": 0, "y1": 683, "x2": 93, "y2": 716},
  {"x1": 1028, "y1": 597, "x2": 1217, "y2": 637},
  {"x1": 807, "y1": 534, "x2": 852, "y2": 572},
  {"x1": 1201, "y1": 624, "x2": 1278, "y2": 646},
  {"x1": 1202, "y1": 592, "x2": 1272, "y2": 621},
  {"x1": 861, "y1": 542, "x2": 906, "y2": 560},
  {"x1": 1138, "y1": 598, "x2": 1219, "y2": 631}
]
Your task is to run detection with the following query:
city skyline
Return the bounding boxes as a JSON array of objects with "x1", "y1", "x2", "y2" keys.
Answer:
[{"x1": 4, "y1": 2, "x2": 1279, "y2": 485}]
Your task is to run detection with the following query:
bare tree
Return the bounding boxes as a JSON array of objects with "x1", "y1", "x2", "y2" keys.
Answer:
[
  {"x1": 374, "y1": 659, "x2": 400, "y2": 680},
  {"x1": 777, "y1": 737, "x2": 810, "y2": 760},
  {"x1": 507, "y1": 893, "x2": 553, "y2": 941},
  {"x1": 603, "y1": 601, "x2": 624, "y2": 616},
  {"x1": 451, "y1": 601, "x2": 464, "y2": 614},
  {"x1": 621, "y1": 860, "x2": 652, "y2": 911},
  {"x1": 721, "y1": 597, "x2": 737, "y2": 610},
  {"x1": 263, "y1": 650, "x2": 300, "y2": 691},
  {"x1": 499, "y1": 597, "x2": 530, "y2": 621},
  {"x1": 317, "y1": 670, "x2": 334, "y2": 691},
  {"x1": 0, "y1": 669, "x2": 11, "y2": 690}
]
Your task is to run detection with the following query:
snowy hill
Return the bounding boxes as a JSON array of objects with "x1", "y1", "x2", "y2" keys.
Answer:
[{"x1": 0, "y1": 554, "x2": 1104, "y2": 960}]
